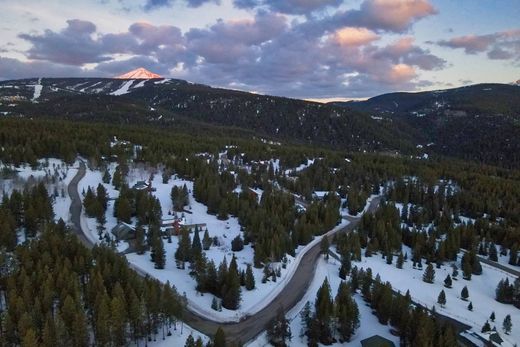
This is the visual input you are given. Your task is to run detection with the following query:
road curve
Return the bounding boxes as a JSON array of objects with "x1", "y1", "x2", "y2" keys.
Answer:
[
  {"x1": 68, "y1": 160, "x2": 91, "y2": 248},
  {"x1": 68, "y1": 164, "x2": 381, "y2": 342}
]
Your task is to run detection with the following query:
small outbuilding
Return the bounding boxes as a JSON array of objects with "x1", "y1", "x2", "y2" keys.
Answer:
[
  {"x1": 111, "y1": 222, "x2": 136, "y2": 240},
  {"x1": 360, "y1": 335, "x2": 396, "y2": 347}
]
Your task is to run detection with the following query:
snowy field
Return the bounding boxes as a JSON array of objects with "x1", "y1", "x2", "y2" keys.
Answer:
[
  {"x1": 1, "y1": 158, "x2": 78, "y2": 224},
  {"x1": 357, "y1": 247, "x2": 519, "y2": 345},
  {"x1": 247, "y1": 257, "x2": 400, "y2": 347},
  {"x1": 77, "y1": 163, "x2": 354, "y2": 322}
]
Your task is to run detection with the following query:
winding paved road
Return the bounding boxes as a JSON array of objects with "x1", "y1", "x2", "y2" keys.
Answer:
[
  {"x1": 67, "y1": 164, "x2": 382, "y2": 342},
  {"x1": 68, "y1": 161, "x2": 91, "y2": 248}
]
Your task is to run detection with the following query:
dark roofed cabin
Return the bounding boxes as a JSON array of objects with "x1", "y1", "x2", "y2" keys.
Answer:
[
  {"x1": 111, "y1": 222, "x2": 136, "y2": 241},
  {"x1": 360, "y1": 335, "x2": 396, "y2": 347}
]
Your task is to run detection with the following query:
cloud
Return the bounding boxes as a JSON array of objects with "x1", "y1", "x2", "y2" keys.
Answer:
[
  {"x1": 233, "y1": 0, "x2": 342, "y2": 15},
  {"x1": 374, "y1": 37, "x2": 446, "y2": 70},
  {"x1": 0, "y1": 56, "x2": 89, "y2": 80},
  {"x1": 18, "y1": 19, "x2": 186, "y2": 66},
  {"x1": 10, "y1": 5, "x2": 446, "y2": 99},
  {"x1": 336, "y1": 0, "x2": 437, "y2": 33},
  {"x1": 332, "y1": 27, "x2": 379, "y2": 46},
  {"x1": 184, "y1": 11, "x2": 287, "y2": 64},
  {"x1": 437, "y1": 29, "x2": 520, "y2": 61},
  {"x1": 18, "y1": 19, "x2": 111, "y2": 65},
  {"x1": 143, "y1": 0, "x2": 220, "y2": 11}
]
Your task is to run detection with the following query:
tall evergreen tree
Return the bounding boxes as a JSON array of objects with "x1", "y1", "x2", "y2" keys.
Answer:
[
  {"x1": 266, "y1": 307, "x2": 292, "y2": 347},
  {"x1": 437, "y1": 290, "x2": 446, "y2": 308},
  {"x1": 422, "y1": 263, "x2": 435, "y2": 284},
  {"x1": 503, "y1": 314, "x2": 512, "y2": 334},
  {"x1": 213, "y1": 327, "x2": 226, "y2": 347},
  {"x1": 461, "y1": 286, "x2": 469, "y2": 301}
]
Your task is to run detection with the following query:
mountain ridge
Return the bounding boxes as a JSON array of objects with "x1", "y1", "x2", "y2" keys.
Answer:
[{"x1": 1, "y1": 77, "x2": 519, "y2": 168}]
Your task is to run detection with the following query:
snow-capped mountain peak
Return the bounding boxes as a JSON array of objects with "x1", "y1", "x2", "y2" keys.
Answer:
[{"x1": 115, "y1": 68, "x2": 162, "y2": 79}]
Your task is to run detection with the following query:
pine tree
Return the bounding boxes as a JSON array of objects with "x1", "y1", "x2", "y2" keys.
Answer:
[
  {"x1": 452, "y1": 264, "x2": 458, "y2": 279},
  {"x1": 509, "y1": 245, "x2": 518, "y2": 266},
  {"x1": 213, "y1": 327, "x2": 226, "y2": 347},
  {"x1": 339, "y1": 253, "x2": 351, "y2": 279},
  {"x1": 444, "y1": 274, "x2": 452, "y2": 288},
  {"x1": 396, "y1": 252, "x2": 404, "y2": 269},
  {"x1": 245, "y1": 264, "x2": 255, "y2": 290},
  {"x1": 185, "y1": 335, "x2": 195, "y2": 347},
  {"x1": 102, "y1": 168, "x2": 111, "y2": 184},
  {"x1": 266, "y1": 307, "x2": 292, "y2": 347},
  {"x1": 315, "y1": 277, "x2": 334, "y2": 344},
  {"x1": 488, "y1": 243, "x2": 498, "y2": 262},
  {"x1": 467, "y1": 301, "x2": 473, "y2": 311},
  {"x1": 461, "y1": 286, "x2": 469, "y2": 301},
  {"x1": 481, "y1": 320, "x2": 491, "y2": 333},
  {"x1": 21, "y1": 329, "x2": 39, "y2": 347},
  {"x1": 153, "y1": 236, "x2": 166, "y2": 269},
  {"x1": 231, "y1": 235, "x2": 244, "y2": 252},
  {"x1": 503, "y1": 314, "x2": 512, "y2": 334},
  {"x1": 211, "y1": 297, "x2": 219, "y2": 311},
  {"x1": 490, "y1": 311, "x2": 496, "y2": 322},
  {"x1": 175, "y1": 228, "x2": 191, "y2": 268},
  {"x1": 192, "y1": 227, "x2": 202, "y2": 256},
  {"x1": 320, "y1": 236, "x2": 329, "y2": 260},
  {"x1": 135, "y1": 224, "x2": 146, "y2": 254},
  {"x1": 335, "y1": 281, "x2": 359, "y2": 342},
  {"x1": 437, "y1": 290, "x2": 446, "y2": 307},
  {"x1": 422, "y1": 263, "x2": 435, "y2": 284},
  {"x1": 462, "y1": 253, "x2": 472, "y2": 280},
  {"x1": 202, "y1": 229, "x2": 212, "y2": 250},
  {"x1": 222, "y1": 256, "x2": 241, "y2": 310}
]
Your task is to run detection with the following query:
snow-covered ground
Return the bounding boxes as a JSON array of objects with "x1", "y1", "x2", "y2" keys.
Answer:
[
  {"x1": 31, "y1": 78, "x2": 42, "y2": 101},
  {"x1": 247, "y1": 257, "x2": 400, "y2": 347},
  {"x1": 77, "y1": 163, "x2": 355, "y2": 322},
  {"x1": 147, "y1": 323, "x2": 209, "y2": 347},
  {"x1": 357, "y1": 248, "x2": 519, "y2": 345},
  {"x1": 0, "y1": 158, "x2": 78, "y2": 224},
  {"x1": 110, "y1": 80, "x2": 134, "y2": 95}
]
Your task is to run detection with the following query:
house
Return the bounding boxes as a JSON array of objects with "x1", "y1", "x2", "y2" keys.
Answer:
[
  {"x1": 360, "y1": 335, "x2": 396, "y2": 347},
  {"x1": 160, "y1": 217, "x2": 206, "y2": 236},
  {"x1": 183, "y1": 223, "x2": 207, "y2": 232},
  {"x1": 111, "y1": 222, "x2": 136, "y2": 241},
  {"x1": 312, "y1": 191, "x2": 339, "y2": 200},
  {"x1": 132, "y1": 180, "x2": 150, "y2": 191}
]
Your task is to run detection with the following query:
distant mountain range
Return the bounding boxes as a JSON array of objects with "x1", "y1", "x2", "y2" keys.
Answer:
[
  {"x1": 1, "y1": 74, "x2": 519, "y2": 168},
  {"x1": 332, "y1": 83, "x2": 520, "y2": 168}
]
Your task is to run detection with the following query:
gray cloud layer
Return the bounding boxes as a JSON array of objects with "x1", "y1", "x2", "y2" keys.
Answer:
[{"x1": 10, "y1": 0, "x2": 511, "y2": 98}]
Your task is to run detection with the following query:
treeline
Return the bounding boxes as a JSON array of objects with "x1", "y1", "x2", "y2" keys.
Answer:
[
  {"x1": 0, "y1": 183, "x2": 53, "y2": 250},
  {"x1": 300, "y1": 279, "x2": 359, "y2": 345},
  {"x1": 496, "y1": 277, "x2": 520, "y2": 308},
  {"x1": 336, "y1": 200, "x2": 487, "y2": 282},
  {"x1": 0, "y1": 118, "x2": 327, "y2": 172},
  {"x1": 349, "y1": 266, "x2": 458, "y2": 346},
  {"x1": 0, "y1": 223, "x2": 185, "y2": 347},
  {"x1": 173, "y1": 226, "x2": 254, "y2": 311}
]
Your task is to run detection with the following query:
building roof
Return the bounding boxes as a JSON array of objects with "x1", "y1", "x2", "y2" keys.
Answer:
[{"x1": 360, "y1": 335, "x2": 396, "y2": 347}]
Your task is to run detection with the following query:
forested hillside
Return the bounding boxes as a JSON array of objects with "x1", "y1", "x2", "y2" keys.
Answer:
[{"x1": 337, "y1": 84, "x2": 520, "y2": 168}]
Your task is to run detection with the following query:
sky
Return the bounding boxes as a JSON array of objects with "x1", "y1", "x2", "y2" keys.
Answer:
[{"x1": 0, "y1": 0, "x2": 519, "y2": 100}]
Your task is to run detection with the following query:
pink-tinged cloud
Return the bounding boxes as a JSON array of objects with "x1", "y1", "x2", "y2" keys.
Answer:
[
  {"x1": 339, "y1": 0, "x2": 437, "y2": 33},
  {"x1": 437, "y1": 29, "x2": 520, "y2": 61},
  {"x1": 385, "y1": 63, "x2": 416, "y2": 83},
  {"x1": 332, "y1": 27, "x2": 379, "y2": 46}
]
